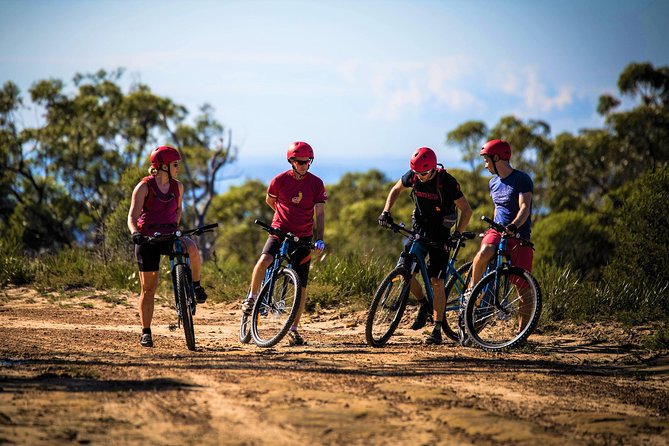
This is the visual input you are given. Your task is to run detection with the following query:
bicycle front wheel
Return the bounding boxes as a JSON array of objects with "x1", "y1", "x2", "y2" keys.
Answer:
[
  {"x1": 464, "y1": 266, "x2": 542, "y2": 351},
  {"x1": 239, "y1": 312, "x2": 252, "y2": 344},
  {"x1": 251, "y1": 268, "x2": 301, "y2": 348},
  {"x1": 365, "y1": 267, "x2": 411, "y2": 347},
  {"x1": 175, "y1": 264, "x2": 196, "y2": 351},
  {"x1": 442, "y1": 261, "x2": 472, "y2": 342}
]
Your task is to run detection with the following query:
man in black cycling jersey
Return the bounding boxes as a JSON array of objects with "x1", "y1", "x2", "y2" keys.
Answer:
[{"x1": 378, "y1": 147, "x2": 472, "y2": 345}]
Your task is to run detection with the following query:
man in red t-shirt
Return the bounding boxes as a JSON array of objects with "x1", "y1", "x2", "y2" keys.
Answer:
[{"x1": 242, "y1": 141, "x2": 327, "y2": 346}]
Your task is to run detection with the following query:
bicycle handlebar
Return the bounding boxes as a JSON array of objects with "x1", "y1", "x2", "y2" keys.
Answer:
[
  {"x1": 480, "y1": 216, "x2": 533, "y2": 247},
  {"x1": 254, "y1": 219, "x2": 317, "y2": 249},
  {"x1": 144, "y1": 223, "x2": 219, "y2": 243},
  {"x1": 380, "y1": 221, "x2": 475, "y2": 249}
]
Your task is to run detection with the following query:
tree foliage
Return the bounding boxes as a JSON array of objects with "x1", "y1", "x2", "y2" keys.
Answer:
[
  {"x1": 603, "y1": 167, "x2": 669, "y2": 295},
  {"x1": 0, "y1": 69, "x2": 236, "y2": 253}
]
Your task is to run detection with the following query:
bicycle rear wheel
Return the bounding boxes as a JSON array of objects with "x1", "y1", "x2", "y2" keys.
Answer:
[
  {"x1": 464, "y1": 266, "x2": 541, "y2": 351},
  {"x1": 365, "y1": 267, "x2": 411, "y2": 347},
  {"x1": 175, "y1": 264, "x2": 196, "y2": 351},
  {"x1": 251, "y1": 268, "x2": 301, "y2": 348},
  {"x1": 442, "y1": 261, "x2": 472, "y2": 342}
]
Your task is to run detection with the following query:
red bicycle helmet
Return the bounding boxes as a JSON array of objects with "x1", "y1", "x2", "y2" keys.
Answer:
[
  {"x1": 410, "y1": 147, "x2": 437, "y2": 172},
  {"x1": 150, "y1": 145, "x2": 181, "y2": 168},
  {"x1": 286, "y1": 141, "x2": 314, "y2": 160},
  {"x1": 480, "y1": 140, "x2": 511, "y2": 160}
]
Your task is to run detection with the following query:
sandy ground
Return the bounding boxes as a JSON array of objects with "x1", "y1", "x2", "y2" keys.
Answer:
[{"x1": 0, "y1": 286, "x2": 667, "y2": 446}]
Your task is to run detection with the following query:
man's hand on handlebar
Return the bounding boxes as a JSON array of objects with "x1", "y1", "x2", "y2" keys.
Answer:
[
  {"x1": 315, "y1": 239, "x2": 325, "y2": 251},
  {"x1": 504, "y1": 223, "x2": 518, "y2": 236},
  {"x1": 378, "y1": 211, "x2": 393, "y2": 227}
]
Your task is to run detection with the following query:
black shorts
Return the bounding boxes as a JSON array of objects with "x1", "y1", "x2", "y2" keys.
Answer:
[
  {"x1": 413, "y1": 223, "x2": 450, "y2": 279},
  {"x1": 425, "y1": 245, "x2": 450, "y2": 279},
  {"x1": 135, "y1": 240, "x2": 173, "y2": 272},
  {"x1": 262, "y1": 235, "x2": 312, "y2": 286}
]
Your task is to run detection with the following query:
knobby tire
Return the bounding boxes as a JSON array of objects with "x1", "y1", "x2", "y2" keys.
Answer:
[
  {"x1": 464, "y1": 266, "x2": 542, "y2": 351},
  {"x1": 365, "y1": 267, "x2": 411, "y2": 347},
  {"x1": 251, "y1": 268, "x2": 302, "y2": 348},
  {"x1": 175, "y1": 264, "x2": 196, "y2": 351}
]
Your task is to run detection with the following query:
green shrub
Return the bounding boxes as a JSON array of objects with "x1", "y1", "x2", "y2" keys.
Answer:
[
  {"x1": 642, "y1": 325, "x2": 669, "y2": 350},
  {"x1": 311, "y1": 252, "x2": 391, "y2": 303},
  {"x1": 603, "y1": 166, "x2": 669, "y2": 316},
  {"x1": 533, "y1": 210, "x2": 613, "y2": 279},
  {"x1": 534, "y1": 262, "x2": 599, "y2": 322},
  {"x1": 0, "y1": 237, "x2": 34, "y2": 286}
]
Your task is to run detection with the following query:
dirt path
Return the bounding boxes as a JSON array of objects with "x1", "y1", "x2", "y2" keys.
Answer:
[{"x1": 1, "y1": 287, "x2": 668, "y2": 445}]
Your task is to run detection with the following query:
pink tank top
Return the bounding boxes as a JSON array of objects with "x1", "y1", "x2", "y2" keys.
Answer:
[{"x1": 137, "y1": 176, "x2": 180, "y2": 236}]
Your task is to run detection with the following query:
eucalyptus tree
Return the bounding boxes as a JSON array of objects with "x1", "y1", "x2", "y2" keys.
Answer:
[
  {"x1": 446, "y1": 120, "x2": 488, "y2": 174},
  {"x1": 1, "y1": 69, "x2": 236, "y2": 251}
]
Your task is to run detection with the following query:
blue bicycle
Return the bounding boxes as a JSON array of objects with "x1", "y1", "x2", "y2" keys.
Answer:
[
  {"x1": 463, "y1": 216, "x2": 542, "y2": 351},
  {"x1": 238, "y1": 219, "x2": 316, "y2": 348},
  {"x1": 365, "y1": 221, "x2": 475, "y2": 347}
]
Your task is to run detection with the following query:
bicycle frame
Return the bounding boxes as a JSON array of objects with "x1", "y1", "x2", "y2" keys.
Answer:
[
  {"x1": 389, "y1": 223, "x2": 472, "y2": 312},
  {"x1": 480, "y1": 217, "x2": 530, "y2": 316},
  {"x1": 254, "y1": 219, "x2": 314, "y2": 310},
  {"x1": 260, "y1": 237, "x2": 296, "y2": 306}
]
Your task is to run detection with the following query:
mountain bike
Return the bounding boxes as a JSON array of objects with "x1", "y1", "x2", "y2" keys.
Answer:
[
  {"x1": 463, "y1": 216, "x2": 542, "y2": 351},
  {"x1": 239, "y1": 219, "x2": 315, "y2": 348},
  {"x1": 142, "y1": 223, "x2": 218, "y2": 351},
  {"x1": 365, "y1": 221, "x2": 475, "y2": 347}
]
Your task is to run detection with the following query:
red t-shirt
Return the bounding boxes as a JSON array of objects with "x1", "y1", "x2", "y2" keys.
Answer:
[{"x1": 268, "y1": 170, "x2": 327, "y2": 237}]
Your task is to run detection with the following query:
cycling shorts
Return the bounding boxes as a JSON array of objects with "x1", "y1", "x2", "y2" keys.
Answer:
[
  {"x1": 402, "y1": 238, "x2": 450, "y2": 279},
  {"x1": 262, "y1": 235, "x2": 312, "y2": 286},
  {"x1": 482, "y1": 229, "x2": 533, "y2": 272},
  {"x1": 135, "y1": 240, "x2": 173, "y2": 272}
]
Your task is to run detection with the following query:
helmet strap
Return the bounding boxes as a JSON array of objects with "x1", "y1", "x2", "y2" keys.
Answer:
[
  {"x1": 490, "y1": 155, "x2": 500, "y2": 176},
  {"x1": 291, "y1": 165, "x2": 308, "y2": 179}
]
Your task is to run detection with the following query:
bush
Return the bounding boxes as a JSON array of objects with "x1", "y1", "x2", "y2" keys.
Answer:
[
  {"x1": 33, "y1": 247, "x2": 137, "y2": 292},
  {"x1": 603, "y1": 166, "x2": 669, "y2": 317},
  {"x1": 533, "y1": 210, "x2": 613, "y2": 279},
  {"x1": 0, "y1": 237, "x2": 34, "y2": 286},
  {"x1": 534, "y1": 263, "x2": 598, "y2": 321}
]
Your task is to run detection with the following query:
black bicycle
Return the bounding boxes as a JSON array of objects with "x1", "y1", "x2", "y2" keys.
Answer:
[
  {"x1": 366, "y1": 221, "x2": 475, "y2": 347},
  {"x1": 239, "y1": 220, "x2": 316, "y2": 347},
  {"x1": 143, "y1": 223, "x2": 218, "y2": 351}
]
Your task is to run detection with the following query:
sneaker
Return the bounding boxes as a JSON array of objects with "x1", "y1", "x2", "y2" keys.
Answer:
[
  {"x1": 411, "y1": 301, "x2": 433, "y2": 330},
  {"x1": 288, "y1": 330, "x2": 307, "y2": 346},
  {"x1": 140, "y1": 333, "x2": 153, "y2": 347},
  {"x1": 194, "y1": 286, "x2": 207, "y2": 304},
  {"x1": 425, "y1": 327, "x2": 443, "y2": 345},
  {"x1": 241, "y1": 297, "x2": 254, "y2": 315}
]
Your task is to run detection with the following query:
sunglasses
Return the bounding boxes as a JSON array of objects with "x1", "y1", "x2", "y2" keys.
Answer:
[
  {"x1": 292, "y1": 159, "x2": 311, "y2": 166},
  {"x1": 414, "y1": 169, "x2": 432, "y2": 177}
]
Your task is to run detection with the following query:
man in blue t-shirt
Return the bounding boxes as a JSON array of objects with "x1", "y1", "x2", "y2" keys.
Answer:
[{"x1": 468, "y1": 139, "x2": 534, "y2": 301}]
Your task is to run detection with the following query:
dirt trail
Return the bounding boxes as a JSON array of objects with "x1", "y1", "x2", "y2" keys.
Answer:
[{"x1": 1, "y1": 287, "x2": 667, "y2": 445}]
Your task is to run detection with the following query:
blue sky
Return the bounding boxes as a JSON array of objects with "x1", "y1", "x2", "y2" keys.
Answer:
[{"x1": 1, "y1": 0, "x2": 668, "y2": 186}]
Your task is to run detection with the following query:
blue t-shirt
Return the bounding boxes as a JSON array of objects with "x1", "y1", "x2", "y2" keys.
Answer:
[{"x1": 489, "y1": 169, "x2": 533, "y2": 239}]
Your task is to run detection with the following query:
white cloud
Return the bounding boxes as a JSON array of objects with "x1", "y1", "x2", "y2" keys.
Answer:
[
  {"x1": 522, "y1": 68, "x2": 573, "y2": 113},
  {"x1": 367, "y1": 79, "x2": 423, "y2": 120}
]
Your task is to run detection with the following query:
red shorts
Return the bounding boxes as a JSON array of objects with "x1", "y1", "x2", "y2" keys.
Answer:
[{"x1": 482, "y1": 229, "x2": 533, "y2": 272}]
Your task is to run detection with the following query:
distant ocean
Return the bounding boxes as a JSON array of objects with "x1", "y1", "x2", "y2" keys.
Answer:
[{"x1": 215, "y1": 154, "x2": 467, "y2": 192}]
